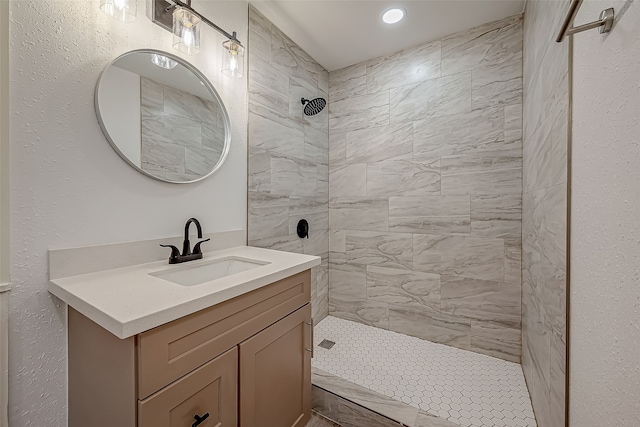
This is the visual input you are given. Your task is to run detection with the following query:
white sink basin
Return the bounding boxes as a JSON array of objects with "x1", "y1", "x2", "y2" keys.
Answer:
[{"x1": 150, "y1": 256, "x2": 270, "y2": 287}]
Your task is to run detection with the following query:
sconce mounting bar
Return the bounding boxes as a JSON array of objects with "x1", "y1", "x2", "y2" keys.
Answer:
[
  {"x1": 151, "y1": 0, "x2": 242, "y2": 46},
  {"x1": 556, "y1": 0, "x2": 614, "y2": 43}
]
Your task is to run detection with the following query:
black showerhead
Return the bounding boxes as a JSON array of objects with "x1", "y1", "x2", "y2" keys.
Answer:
[{"x1": 301, "y1": 97, "x2": 326, "y2": 116}]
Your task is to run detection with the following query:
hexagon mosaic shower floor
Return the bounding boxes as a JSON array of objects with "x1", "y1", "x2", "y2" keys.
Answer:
[{"x1": 312, "y1": 316, "x2": 537, "y2": 427}]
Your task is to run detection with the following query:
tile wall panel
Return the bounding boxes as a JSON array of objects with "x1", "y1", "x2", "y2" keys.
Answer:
[
  {"x1": 247, "y1": 6, "x2": 329, "y2": 323},
  {"x1": 329, "y1": 15, "x2": 524, "y2": 362},
  {"x1": 521, "y1": 1, "x2": 569, "y2": 426}
]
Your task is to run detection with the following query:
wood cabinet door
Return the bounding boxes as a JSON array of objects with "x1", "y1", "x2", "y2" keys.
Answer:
[
  {"x1": 139, "y1": 347, "x2": 238, "y2": 427},
  {"x1": 239, "y1": 304, "x2": 312, "y2": 427}
]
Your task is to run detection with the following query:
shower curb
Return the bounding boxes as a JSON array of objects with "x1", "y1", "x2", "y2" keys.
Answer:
[{"x1": 312, "y1": 367, "x2": 459, "y2": 427}]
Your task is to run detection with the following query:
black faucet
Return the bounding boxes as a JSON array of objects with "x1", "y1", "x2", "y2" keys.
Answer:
[{"x1": 160, "y1": 218, "x2": 211, "y2": 264}]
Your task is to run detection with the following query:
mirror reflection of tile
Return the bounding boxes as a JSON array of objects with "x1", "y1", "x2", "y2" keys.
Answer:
[{"x1": 140, "y1": 77, "x2": 225, "y2": 182}]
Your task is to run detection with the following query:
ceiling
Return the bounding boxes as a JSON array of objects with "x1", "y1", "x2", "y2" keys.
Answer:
[{"x1": 249, "y1": 0, "x2": 526, "y2": 71}]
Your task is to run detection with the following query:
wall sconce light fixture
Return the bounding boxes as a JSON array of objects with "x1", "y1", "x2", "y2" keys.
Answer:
[
  {"x1": 150, "y1": 0, "x2": 245, "y2": 77},
  {"x1": 101, "y1": 0, "x2": 245, "y2": 77},
  {"x1": 100, "y1": 0, "x2": 137, "y2": 22}
]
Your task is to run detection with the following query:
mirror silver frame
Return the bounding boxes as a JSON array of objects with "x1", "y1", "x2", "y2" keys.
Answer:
[{"x1": 94, "y1": 49, "x2": 231, "y2": 184}]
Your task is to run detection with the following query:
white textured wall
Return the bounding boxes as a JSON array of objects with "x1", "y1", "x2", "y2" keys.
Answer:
[
  {"x1": 99, "y1": 66, "x2": 141, "y2": 166},
  {"x1": 570, "y1": 0, "x2": 640, "y2": 425},
  {"x1": 8, "y1": 1, "x2": 248, "y2": 425}
]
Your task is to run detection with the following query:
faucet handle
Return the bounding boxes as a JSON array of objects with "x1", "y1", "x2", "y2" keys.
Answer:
[
  {"x1": 192, "y1": 239, "x2": 211, "y2": 255},
  {"x1": 160, "y1": 244, "x2": 181, "y2": 262}
]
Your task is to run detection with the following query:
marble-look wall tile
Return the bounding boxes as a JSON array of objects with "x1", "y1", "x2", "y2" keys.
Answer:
[
  {"x1": 504, "y1": 238, "x2": 522, "y2": 284},
  {"x1": 248, "y1": 6, "x2": 271, "y2": 48},
  {"x1": 522, "y1": 1, "x2": 568, "y2": 424},
  {"x1": 318, "y1": 68, "x2": 329, "y2": 94},
  {"x1": 249, "y1": 102, "x2": 304, "y2": 158},
  {"x1": 441, "y1": 15, "x2": 522, "y2": 76},
  {"x1": 248, "y1": 53, "x2": 289, "y2": 115},
  {"x1": 413, "y1": 234, "x2": 504, "y2": 281},
  {"x1": 471, "y1": 58, "x2": 523, "y2": 110},
  {"x1": 248, "y1": 234, "x2": 304, "y2": 254},
  {"x1": 329, "y1": 229, "x2": 346, "y2": 254},
  {"x1": 440, "y1": 276, "x2": 521, "y2": 327},
  {"x1": 471, "y1": 194, "x2": 522, "y2": 239},
  {"x1": 366, "y1": 265, "x2": 440, "y2": 311},
  {"x1": 305, "y1": 125, "x2": 329, "y2": 165},
  {"x1": 270, "y1": 155, "x2": 318, "y2": 196},
  {"x1": 523, "y1": 97, "x2": 568, "y2": 193},
  {"x1": 317, "y1": 164, "x2": 329, "y2": 197},
  {"x1": 366, "y1": 41, "x2": 441, "y2": 94},
  {"x1": 412, "y1": 107, "x2": 508, "y2": 158},
  {"x1": 329, "y1": 163, "x2": 366, "y2": 197},
  {"x1": 346, "y1": 123, "x2": 413, "y2": 164},
  {"x1": 366, "y1": 158, "x2": 440, "y2": 197},
  {"x1": 329, "y1": 91, "x2": 389, "y2": 133},
  {"x1": 388, "y1": 195, "x2": 470, "y2": 235},
  {"x1": 329, "y1": 261, "x2": 367, "y2": 298},
  {"x1": 504, "y1": 104, "x2": 523, "y2": 144},
  {"x1": 312, "y1": 264, "x2": 329, "y2": 322},
  {"x1": 388, "y1": 306, "x2": 471, "y2": 349},
  {"x1": 523, "y1": 40, "x2": 568, "y2": 143},
  {"x1": 329, "y1": 131, "x2": 347, "y2": 165},
  {"x1": 329, "y1": 62, "x2": 367, "y2": 103},
  {"x1": 248, "y1": 193, "x2": 289, "y2": 241},
  {"x1": 390, "y1": 72, "x2": 471, "y2": 124},
  {"x1": 470, "y1": 320, "x2": 521, "y2": 362},
  {"x1": 346, "y1": 231, "x2": 413, "y2": 270},
  {"x1": 329, "y1": 198, "x2": 389, "y2": 232},
  {"x1": 441, "y1": 153, "x2": 522, "y2": 195},
  {"x1": 329, "y1": 291, "x2": 389, "y2": 329},
  {"x1": 271, "y1": 26, "x2": 318, "y2": 93},
  {"x1": 523, "y1": 183, "x2": 567, "y2": 273},
  {"x1": 248, "y1": 150, "x2": 271, "y2": 192}
]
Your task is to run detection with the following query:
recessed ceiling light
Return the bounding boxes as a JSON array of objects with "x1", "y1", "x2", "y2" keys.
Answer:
[{"x1": 382, "y1": 8, "x2": 405, "y2": 24}]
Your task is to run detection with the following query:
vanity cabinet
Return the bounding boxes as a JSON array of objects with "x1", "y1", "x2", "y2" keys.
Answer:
[{"x1": 68, "y1": 270, "x2": 312, "y2": 427}]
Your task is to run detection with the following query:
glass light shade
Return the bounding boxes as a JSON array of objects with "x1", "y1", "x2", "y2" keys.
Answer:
[
  {"x1": 100, "y1": 0, "x2": 136, "y2": 23},
  {"x1": 151, "y1": 54, "x2": 178, "y2": 69},
  {"x1": 221, "y1": 40, "x2": 245, "y2": 78},
  {"x1": 173, "y1": 8, "x2": 201, "y2": 55}
]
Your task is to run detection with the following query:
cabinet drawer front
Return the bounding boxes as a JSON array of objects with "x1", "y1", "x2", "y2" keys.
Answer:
[
  {"x1": 239, "y1": 304, "x2": 312, "y2": 427},
  {"x1": 139, "y1": 347, "x2": 237, "y2": 427},
  {"x1": 138, "y1": 270, "x2": 311, "y2": 398}
]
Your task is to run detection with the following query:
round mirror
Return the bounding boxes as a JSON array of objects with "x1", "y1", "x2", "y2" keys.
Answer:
[{"x1": 95, "y1": 49, "x2": 230, "y2": 183}]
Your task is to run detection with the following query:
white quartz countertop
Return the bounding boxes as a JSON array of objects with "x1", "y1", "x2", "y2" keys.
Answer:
[{"x1": 49, "y1": 246, "x2": 320, "y2": 339}]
